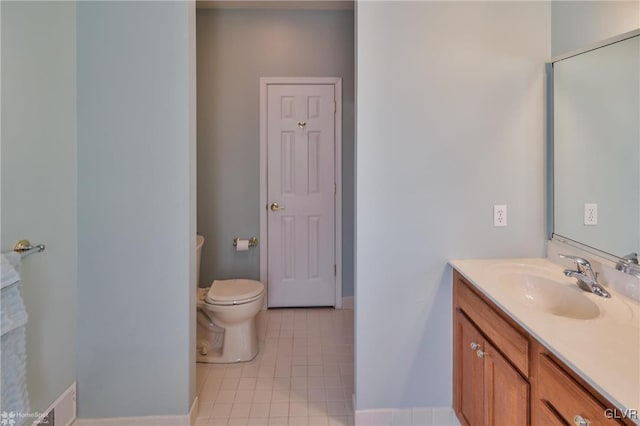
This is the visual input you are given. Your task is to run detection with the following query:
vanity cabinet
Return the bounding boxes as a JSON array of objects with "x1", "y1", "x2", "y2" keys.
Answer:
[{"x1": 453, "y1": 271, "x2": 631, "y2": 426}]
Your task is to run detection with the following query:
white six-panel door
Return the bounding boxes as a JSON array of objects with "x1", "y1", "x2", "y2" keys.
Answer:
[{"x1": 266, "y1": 83, "x2": 336, "y2": 307}]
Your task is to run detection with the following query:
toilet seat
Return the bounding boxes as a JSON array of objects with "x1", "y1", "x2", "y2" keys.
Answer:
[{"x1": 205, "y1": 279, "x2": 264, "y2": 306}]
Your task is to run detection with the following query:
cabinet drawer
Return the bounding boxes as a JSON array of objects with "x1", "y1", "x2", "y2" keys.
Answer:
[
  {"x1": 456, "y1": 277, "x2": 529, "y2": 376},
  {"x1": 538, "y1": 354, "x2": 622, "y2": 426}
]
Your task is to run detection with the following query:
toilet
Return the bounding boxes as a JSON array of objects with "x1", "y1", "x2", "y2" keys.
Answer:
[
  {"x1": 197, "y1": 279, "x2": 264, "y2": 363},
  {"x1": 195, "y1": 235, "x2": 264, "y2": 363}
]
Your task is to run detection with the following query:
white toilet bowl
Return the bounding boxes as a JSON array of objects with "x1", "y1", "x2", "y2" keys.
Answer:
[{"x1": 197, "y1": 279, "x2": 264, "y2": 363}]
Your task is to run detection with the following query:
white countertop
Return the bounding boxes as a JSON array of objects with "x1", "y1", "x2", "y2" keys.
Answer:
[{"x1": 450, "y1": 258, "x2": 640, "y2": 421}]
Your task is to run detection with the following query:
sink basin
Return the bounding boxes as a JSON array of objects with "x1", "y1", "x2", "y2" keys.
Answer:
[{"x1": 500, "y1": 272, "x2": 600, "y2": 320}]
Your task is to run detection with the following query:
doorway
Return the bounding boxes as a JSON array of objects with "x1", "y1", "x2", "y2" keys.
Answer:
[
  {"x1": 195, "y1": 6, "x2": 356, "y2": 419},
  {"x1": 195, "y1": 9, "x2": 354, "y2": 303}
]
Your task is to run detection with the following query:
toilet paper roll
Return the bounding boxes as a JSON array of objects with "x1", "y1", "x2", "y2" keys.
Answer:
[{"x1": 235, "y1": 239, "x2": 250, "y2": 252}]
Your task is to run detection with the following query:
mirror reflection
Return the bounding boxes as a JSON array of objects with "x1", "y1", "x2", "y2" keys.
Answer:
[{"x1": 553, "y1": 33, "x2": 640, "y2": 258}]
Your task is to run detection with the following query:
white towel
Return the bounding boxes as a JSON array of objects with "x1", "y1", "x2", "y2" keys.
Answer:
[
  {"x1": 1, "y1": 252, "x2": 27, "y2": 336},
  {"x1": 0, "y1": 252, "x2": 30, "y2": 423},
  {"x1": 1, "y1": 252, "x2": 20, "y2": 290},
  {"x1": 1, "y1": 282, "x2": 28, "y2": 337}
]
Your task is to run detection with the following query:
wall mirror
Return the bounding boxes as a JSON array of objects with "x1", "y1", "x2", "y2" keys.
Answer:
[{"x1": 552, "y1": 30, "x2": 640, "y2": 262}]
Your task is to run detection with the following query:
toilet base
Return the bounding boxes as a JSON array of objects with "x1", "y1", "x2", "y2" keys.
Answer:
[
  {"x1": 196, "y1": 312, "x2": 259, "y2": 364},
  {"x1": 196, "y1": 347, "x2": 259, "y2": 364}
]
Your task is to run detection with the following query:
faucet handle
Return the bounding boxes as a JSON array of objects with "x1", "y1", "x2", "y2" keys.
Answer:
[
  {"x1": 558, "y1": 254, "x2": 592, "y2": 271},
  {"x1": 558, "y1": 254, "x2": 598, "y2": 274}
]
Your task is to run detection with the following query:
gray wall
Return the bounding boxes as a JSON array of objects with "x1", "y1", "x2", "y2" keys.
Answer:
[
  {"x1": 355, "y1": 1, "x2": 550, "y2": 410},
  {"x1": 551, "y1": 0, "x2": 640, "y2": 57},
  {"x1": 196, "y1": 9, "x2": 355, "y2": 296},
  {"x1": 76, "y1": 1, "x2": 196, "y2": 417},
  {"x1": 1, "y1": 1, "x2": 77, "y2": 415}
]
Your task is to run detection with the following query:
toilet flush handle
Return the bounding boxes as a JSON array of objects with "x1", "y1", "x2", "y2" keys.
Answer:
[{"x1": 270, "y1": 202, "x2": 286, "y2": 212}]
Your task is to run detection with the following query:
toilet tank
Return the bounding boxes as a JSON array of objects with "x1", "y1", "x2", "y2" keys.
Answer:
[{"x1": 196, "y1": 234, "x2": 204, "y2": 287}]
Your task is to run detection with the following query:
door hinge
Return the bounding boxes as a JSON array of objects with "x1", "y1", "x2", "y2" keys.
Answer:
[
  {"x1": 334, "y1": 183, "x2": 337, "y2": 195},
  {"x1": 333, "y1": 100, "x2": 336, "y2": 113},
  {"x1": 334, "y1": 264, "x2": 337, "y2": 276}
]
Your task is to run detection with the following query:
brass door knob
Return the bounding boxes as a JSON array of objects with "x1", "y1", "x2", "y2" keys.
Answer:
[{"x1": 270, "y1": 202, "x2": 285, "y2": 212}]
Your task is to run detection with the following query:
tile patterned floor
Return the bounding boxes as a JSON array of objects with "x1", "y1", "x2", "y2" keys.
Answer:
[{"x1": 195, "y1": 308, "x2": 355, "y2": 426}]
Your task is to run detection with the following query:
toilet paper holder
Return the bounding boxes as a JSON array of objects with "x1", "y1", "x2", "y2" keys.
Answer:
[{"x1": 233, "y1": 237, "x2": 258, "y2": 248}]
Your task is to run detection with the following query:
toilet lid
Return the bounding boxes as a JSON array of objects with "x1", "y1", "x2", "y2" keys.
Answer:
[{"x1": 206, "y1": 279, "x2": 264, "y2": 305}]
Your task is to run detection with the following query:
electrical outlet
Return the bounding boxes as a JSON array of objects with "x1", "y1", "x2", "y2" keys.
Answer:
[
  {"x1": 584, "y1": 203, "x2": 598, "y2": 225},
  {"x1": 494, "y1": 205, "x2": 507, "y2": 227}
]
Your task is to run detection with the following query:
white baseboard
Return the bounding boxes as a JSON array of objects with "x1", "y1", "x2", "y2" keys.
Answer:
[
  {"x1": 73, "y1": 398, "x2": 198, "y2": 426},
  {"x1": 32, "y1": 382, "x2": 76, "y2": 426},
  {"x1": 342, "y1": 296, "x2": 354, "y2": 309},
  {"x1": 355, "y1": 407, "x2": 459, "y2": 426}
]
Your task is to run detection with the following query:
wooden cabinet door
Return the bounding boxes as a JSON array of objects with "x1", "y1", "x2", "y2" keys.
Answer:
[
  {"x1": 455, "y1": 311, "x2": 485, "y2": 426},
  {"x1": 483, "y1": 339, "x2": 529, "y2": 426}
]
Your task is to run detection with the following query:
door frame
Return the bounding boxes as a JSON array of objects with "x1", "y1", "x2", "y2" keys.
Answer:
[{"x1": 259, "y1": 77, "x2": 343, "y2": 308}]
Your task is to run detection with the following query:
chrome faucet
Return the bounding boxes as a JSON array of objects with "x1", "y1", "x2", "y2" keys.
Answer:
[
  {"x1": 615, "y1": 253, "x2": 640, "y2": 278},
  {"x1": 559, "y1": 254, "x2": 611, "y2": 298}
]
